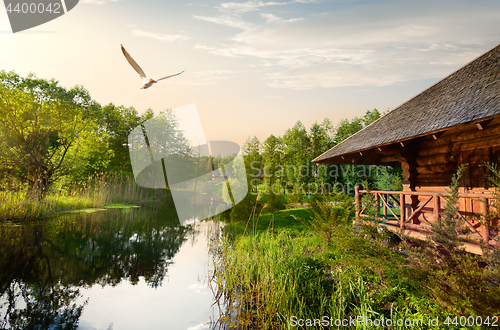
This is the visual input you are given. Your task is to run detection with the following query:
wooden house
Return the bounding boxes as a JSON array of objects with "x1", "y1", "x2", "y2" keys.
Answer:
[{"x1": 313, "y1": 44, "x2": 500, "y2": 253}]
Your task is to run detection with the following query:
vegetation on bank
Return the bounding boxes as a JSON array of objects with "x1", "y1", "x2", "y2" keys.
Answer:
[
  {"x1": 0, "y1": 70, "x2": 400, "y2": 221},
  {"x1": 0, "y1": 71, "x2": 174, "y2": 220},
  {"x1": 210, "y1": 167, "x2": 500, "y2": 329},
  {"x1": 0, "y1": 173, "x2": 170, "y2": 220}
]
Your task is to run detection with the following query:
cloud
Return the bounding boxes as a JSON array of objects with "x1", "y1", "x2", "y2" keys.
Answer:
[
  {"x1": 132, "y1": 29, "x2": 190, "y2": 42},
  {"x1": 179, "y1": 69, "x2": 245, "y2": 85},
  {"x1": 260, "y1": 13, "x2": 303, "y2": 23},
  {"x1": 193, "y1": 15, "x2": 252, "y2": 29},
  {"x1": 194, "y1": 0, "x2": 500, "y2": 89},
  {"x1": 218, "y1": 1, "x2": 289, "y2": 13},
  {"x1": 193, "y1": 0, "x2": 303, "y2": 29}
]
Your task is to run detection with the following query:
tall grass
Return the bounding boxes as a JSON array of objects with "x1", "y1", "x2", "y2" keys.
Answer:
[
  {"x1": 210, "y1": 229, "x2": 427, "y2": 330},
  {"x1": 0, "y1": 172, "x2": 168, "y2": 221}
]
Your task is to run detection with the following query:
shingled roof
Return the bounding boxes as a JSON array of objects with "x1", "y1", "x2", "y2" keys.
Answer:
[{"x1": 313, "y1": 44, "x2": 500, "y2": 164}]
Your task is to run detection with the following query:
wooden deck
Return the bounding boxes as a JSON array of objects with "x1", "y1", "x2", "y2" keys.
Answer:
[{"x1": 354, "y1": 186, "x2": 497, "y2": 254}]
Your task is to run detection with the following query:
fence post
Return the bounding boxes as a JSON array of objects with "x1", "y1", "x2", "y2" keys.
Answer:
[
  {"x1": 480, "y1": 197, "x2": 489, "y2": 243},
  {"x1": 355, "y1": 185, "x2": 361, "y2": 217},
  {"x1": 375, "y1": 192, "x2": 380, "y2": 219},
  {"x1": 433, "y1": 194, "x2": 440, "y2": 222},
  {"x1": 383, "y1": 194, "x2": 387, "y2": 219},
  {"x1": 400, "y1": 193, "x2": 406, "y2": 229}
]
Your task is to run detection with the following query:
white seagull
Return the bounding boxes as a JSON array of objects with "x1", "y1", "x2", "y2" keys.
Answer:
[{"x1": 121, "y1": 44, "x2": 185, "y2": 90}]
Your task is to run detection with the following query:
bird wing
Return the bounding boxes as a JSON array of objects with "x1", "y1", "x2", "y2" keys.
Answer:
[
  {"x1": 155, "y1": 70, "x2": 185, "y2": 82},
  {"x1": 121, "y1": 44, "x2": 147, "y2": 79}
]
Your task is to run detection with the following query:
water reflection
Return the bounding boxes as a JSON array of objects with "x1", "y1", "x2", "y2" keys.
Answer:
[{"x1": 0, "y1": 206, "x2": 204, "y2": 329}]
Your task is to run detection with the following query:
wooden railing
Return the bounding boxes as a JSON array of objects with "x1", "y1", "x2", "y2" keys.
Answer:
[{"x1": 354, "y1": 186, "x2": 494, "y2": 243}]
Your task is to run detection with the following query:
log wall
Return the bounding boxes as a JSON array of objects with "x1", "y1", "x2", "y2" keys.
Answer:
[{"x1": 406, "y1": 117, "x2": 500, "y2": 223}]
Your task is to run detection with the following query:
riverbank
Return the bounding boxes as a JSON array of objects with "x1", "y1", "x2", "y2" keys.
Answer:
[
  {"x1": 0, "y1": 173, "x2": 170, "y2": 221},
  {"x1": 211, "y1": 194, "x2": 498, "y2": 329}
]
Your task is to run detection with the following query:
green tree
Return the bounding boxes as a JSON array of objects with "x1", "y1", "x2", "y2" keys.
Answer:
[
  {"x1": 102, "y1": 103, "x2": 154, "y2": 173},
  {"x1": 362, "y1": 108, "x2": 381, "y2": 126},
  {"x1": 261, "y1": 134, "x2": 282, "y2": 189},
  {"x1": 0, "y1": 71, "x2": 105, "y2": 197},
  {"x1": 333, "y1": 109, "x2": 381, "y2": 145},
  {"x1": 333, "y1": 117, "x2": 363, "y2": 145},
  {"x1": 282, "y1": 121, "x2": 311, "y2": 186},
  {"x1": 242, "y1": 136, "x2": 262, "y2": 166},
  {"x1": 310, "y1": 118, "x2": 334, "y2": 157}
]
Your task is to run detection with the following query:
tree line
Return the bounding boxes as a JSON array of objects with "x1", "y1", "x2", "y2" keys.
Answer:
[
  {"x1": 0, "y1": 71, "x2": 155, "y2": 197},
  {"x1": 0, "y1": 70, "x2": 402, "y2": 201},
  {"x1": 242, "y1": 109, "x2": 403, "y2": 195}
]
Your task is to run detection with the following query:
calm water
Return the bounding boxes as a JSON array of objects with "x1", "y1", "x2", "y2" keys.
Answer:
[{"x1": 0, "y1": 207, "x2": 222, "y2": 330}]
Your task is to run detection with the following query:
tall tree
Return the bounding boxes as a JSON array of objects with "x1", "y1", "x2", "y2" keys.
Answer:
[
  {"x1": 333, "y1": 109, "x2": 381, "y2": 145},
  {"x1": 0, "y1": 71, "x2": 105, "y2": 197},
  {"x1": 102, "y1": 103, "x2": 154, "y2": 173},
  {"x1": 261, "y1": 134, "x2": 282, "y2": 188},
  {"x1": 282, "y1": 121, "x2": 311, "y2": 186}
]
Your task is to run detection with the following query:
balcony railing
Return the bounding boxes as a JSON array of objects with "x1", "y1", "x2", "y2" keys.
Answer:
[{"x1": 354, "y1": 186, "x2": 496, "y2": 248}]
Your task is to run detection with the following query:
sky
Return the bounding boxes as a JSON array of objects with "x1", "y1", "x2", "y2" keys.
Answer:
[{"x1": 1, "y1": 0, "x2": 500, "y2": 147}]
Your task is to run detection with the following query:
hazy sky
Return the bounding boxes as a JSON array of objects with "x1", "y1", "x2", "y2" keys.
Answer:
[{"x1": 1, "y1": 0, "x2": 499, "y2": 146}]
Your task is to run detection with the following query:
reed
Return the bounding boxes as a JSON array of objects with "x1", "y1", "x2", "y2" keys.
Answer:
[
  {"x1": 0, "y1": 172, "x2": 168, "y2": 221},
  {"x1": 210, "y1": 229, "x2": 428, "y2": 329}
]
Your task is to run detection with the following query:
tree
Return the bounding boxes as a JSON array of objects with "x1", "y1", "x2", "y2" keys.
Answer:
[
  {"x1": 362, "y1": 108, "x2": 381, "y2": 126},
  {"x1": 242, "y1": 136, "x2": 262, "y2": 166},
  {"x1": 333, "y1": 117, "x2": 363, "y2": 145},
  {"x1": 0, "y1": 71, "x2": 105, "y2": 197},
  {"x1": 281, "y1": 121, "x2": 311, "y2": 186},
  {"x1": 261, "y1": 134, "x2": 282, "y2": 188},
  {"x1": 101, "y1": 103, "x2": 154, "y2": 173},
  {"x1": 310, "y1": 118, "x2": 334, "y2": 157},
  {"x1": 333, "y1": 109, "x2": 381, "y2": 145}
]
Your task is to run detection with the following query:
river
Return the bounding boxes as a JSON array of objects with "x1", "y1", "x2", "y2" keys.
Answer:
[{"x1": 0, "y1": 206, "x2": 222, "y2": 330}]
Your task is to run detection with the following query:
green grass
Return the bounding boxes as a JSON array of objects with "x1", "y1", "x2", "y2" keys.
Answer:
[
  {"x1": 0, "y1": 173, "x2": 167, "y2": 221},
  {"x1": 211, "y1": 202, "x2": 463, "y2": 329}
]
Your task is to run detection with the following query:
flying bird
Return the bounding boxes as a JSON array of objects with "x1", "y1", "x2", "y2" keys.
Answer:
[{"x1": 121, "y1": 44, "x2": 185, "y2": 90}]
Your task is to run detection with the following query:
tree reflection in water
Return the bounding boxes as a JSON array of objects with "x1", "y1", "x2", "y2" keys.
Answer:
[{"x1": 0, "y1": 206, "x2": 193, "y2": 329}]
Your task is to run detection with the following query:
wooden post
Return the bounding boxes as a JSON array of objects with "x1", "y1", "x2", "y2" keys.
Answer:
[
  {"x1": 355, "y1": 185, "x2": 361, "y2": 217},
  {"x1": 400, "y1": 193, "x2": 406, "y2": 229},
  {"x1": 433, "y1": 194, "x2": 440, "y2": 222},
  {"x1": 375, "y1": 192, "x2": 380, "y2": 219},
  {"x1": 383, "y1": 194, "x2": 388, "y2": 219},
  {"x1": 480, "y1": 197, "x2": 489, "y2": 242}
]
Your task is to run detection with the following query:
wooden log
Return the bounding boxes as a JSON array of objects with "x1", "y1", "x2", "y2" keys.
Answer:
[
  {"x1": 434, "y1": 195, "x2": 440, "y2": 221},
  {"x1": 420, "y1": 124, "x2": 500, "y2": 149},
  {"x1": 418, "y1": 144, "x2": 452, "y2": 157},
  {"x1": 416, "y1": 163, "x2": 458, "y2": 174},
  {"x1": 383, "y1": 194, "x2": 387, "y2": 219},
  {"x1": 480, "y1": 197, "x2": 489, "y2": 242},
  {"x1": 416, "y1": 153, "x2": 457, "y2": 166},
  {"x1": 416, "y1": 173, "x2": 454, "y2": 183},
  {"x1": 453, "y1": 136, "x2": 500, "y2": 152},
  {"x1": 355, "y1": 185, "x2": 361, "y2": 217},
  {"x1": 400, "y1": 194, "x2": 406, "y2": 229}
]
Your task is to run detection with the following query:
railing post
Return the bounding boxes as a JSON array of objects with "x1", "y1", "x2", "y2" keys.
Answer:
[
  {"x1": 355, "y1": 185, "x2": 361, "y2": 217},
  {"x1": 400, "y1": 193, "x2": 406, "y2": 229},
  {"x1": 375, "y1": 192, "x2": 380, "y2": 219},
  {"x1": 383, "y1": 194, "x2": 387, "y2": 219},
  {"x1": 433, "y1": 194, "x2": 440, "y2": 222},
  {"x1": 480, "y1": 197, "x2": 489, "y2": 243}
]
